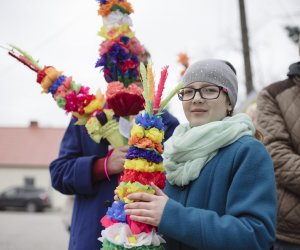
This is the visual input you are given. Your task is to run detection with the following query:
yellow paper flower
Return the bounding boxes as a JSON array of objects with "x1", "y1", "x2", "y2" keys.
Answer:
[
  {"x1": 145, "y1": 127, "x2": 164, "y2": 143},
  {"x1": 84, "y1": 89, "x2": 105, "y2": 114},
  {"x1": 130, "y1": 124, "x2": 145, "y2": 138},
  {"x1": 115, "y1": 182, "x2": 155, "y2": 203},
  {"x1": 128, "y1": 236, "x2": 137, "y2": 244},
  {"x1": 41, "y1": 67, "x2": 62, "y2": 93},
  {"x1": 124, "y1": 159, "x2": 164, "y2": 173},
  {"x1": 99, "y1": 24, "x2": 134, "y2": 40}
]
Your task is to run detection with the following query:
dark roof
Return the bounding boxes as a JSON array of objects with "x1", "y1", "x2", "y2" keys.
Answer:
[{"x1": 0, "y1": 122, "x2": 65, "y2": 168}]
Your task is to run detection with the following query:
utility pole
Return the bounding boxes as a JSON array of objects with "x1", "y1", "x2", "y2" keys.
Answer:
[{"x1": 239, "y1": 0, "x2": 254, "y2": 94}]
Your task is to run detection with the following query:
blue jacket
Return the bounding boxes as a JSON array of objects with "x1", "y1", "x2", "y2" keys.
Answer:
[
  {"x1": 159, "y1": 136, "x2": 277, "y2": 250},
  {"x1": 49, "y1": 111, "x2": 178, "y2": 250}
]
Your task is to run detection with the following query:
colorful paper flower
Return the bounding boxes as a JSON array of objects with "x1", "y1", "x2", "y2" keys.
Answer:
[
  {"x1": 120, "y1": 170, "x2": 166, "y2": 189},
  {"x1": 105, "y1": 81, "x2": 145, "y2": 116}
]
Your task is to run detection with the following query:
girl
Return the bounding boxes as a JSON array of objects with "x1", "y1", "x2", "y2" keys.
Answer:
[{"x1": 124, "y1": 59, "x2": 277, "y2": 250}]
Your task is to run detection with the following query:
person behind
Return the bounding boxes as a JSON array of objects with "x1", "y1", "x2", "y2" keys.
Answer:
[
  {"x1": 124, "y1": 59, "x2": 277, "y2": 250},
  {"x1": 256, "y1": 59, "x2": 300, "y2": 249},
  {"x1": 49, "y1": 82, "x2": 179, "y2": 249}
]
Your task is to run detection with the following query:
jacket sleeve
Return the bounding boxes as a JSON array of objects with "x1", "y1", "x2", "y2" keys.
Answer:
[
  {"x1": 49, "y1": 119, "x2": 105, "y2": 196},
  {"x1": 161, "y1": 111, "x2": 179, "y2": 142},
  {"x1": 257, "y1": 88, "x2": 300, "y2": 196},
  {"x1": 159, "y1": 139, "x2": 277, "y2": 250}
]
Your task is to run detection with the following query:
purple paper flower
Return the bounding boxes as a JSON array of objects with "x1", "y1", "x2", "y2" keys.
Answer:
[{"x1": 126, "y1": 146, "x2": 163, "y2": 163}]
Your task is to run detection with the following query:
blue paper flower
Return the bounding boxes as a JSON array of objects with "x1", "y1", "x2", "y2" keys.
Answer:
[
  {"x1": 49, "y1": 75, "x2": 66, "y2": 95},
  {"x1": 135, "y1": 113, "x2": 164, "y2": 130},
  {"x1": 106, "y1": 201, "x2": 126, "y2": 222}
]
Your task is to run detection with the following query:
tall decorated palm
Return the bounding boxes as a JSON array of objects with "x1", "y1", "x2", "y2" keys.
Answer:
[{"x1": 100, "y1": 62, "x2": 182, "y2": 249}]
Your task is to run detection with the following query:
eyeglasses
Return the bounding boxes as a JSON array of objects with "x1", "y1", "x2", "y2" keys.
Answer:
[{"x1": 178, "y1": 86, "x2": 223, "y2": 101}]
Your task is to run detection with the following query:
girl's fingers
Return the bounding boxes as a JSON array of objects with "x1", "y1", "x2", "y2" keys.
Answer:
[
  {"x1": 126, "y1": 192, "x2": 154, "y2": 202},
  {"x1": 125, "y1": 200, "x2": 151, "y2": 210},
  {"x1": 150, "y1": 182, "x2": 165, "y2": 196}
]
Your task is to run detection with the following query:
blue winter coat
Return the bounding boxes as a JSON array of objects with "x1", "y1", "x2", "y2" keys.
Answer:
[
  {"x1": 49, "y1": 111, "x2": 178, "y2": 250},
  {"x1": 159, "y1": 136, "x2": 277, "y2": 250}
]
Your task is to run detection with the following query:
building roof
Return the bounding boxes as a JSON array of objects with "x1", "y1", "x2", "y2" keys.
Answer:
[{"x1": 0, "y1": 122, "x2": 66, "y2": 168}]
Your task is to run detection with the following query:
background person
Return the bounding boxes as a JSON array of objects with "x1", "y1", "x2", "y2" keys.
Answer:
[{"x1": 256, "y1": 57, "x2": 300, "y2": 250}]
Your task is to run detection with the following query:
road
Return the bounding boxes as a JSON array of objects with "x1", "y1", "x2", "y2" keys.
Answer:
[{"x1": 0, "y1": 211, "x2": 69, "y2": 250}]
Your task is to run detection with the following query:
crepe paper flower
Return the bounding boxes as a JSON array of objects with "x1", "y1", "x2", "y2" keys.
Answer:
[
  {"x1": 96, "y1": 40, "x2": 142, "y2": 86},
  {"x1": 83, "y1": 89, "x2": 106, "y2": 114},
  {"x1": 130, "y1": 124, "x2": 145, "y2": 138},
  {"x1": 135, "y1": 113, "x2": 164, "y2": 131},
  {"x1": 115, "y1": 182, "x2": 155, "y2": 203},
  {"x1": 153, "y1": 66, "x2": 169, "y2": 112},
  {"x1": 64, "y1": 86, "x2": 96, "y2": 115},
  {"x1": 124, "y1": 159, "x2": 164, "y2": 173},
  {"x1": 126, "y1": 215, "x2": 154, "y2": 234},
  {"x1": 40, "y1": 67, "x2": 63, "y2": 93},
  {"x1": 101, "y1": 215, "x2": 118, "y2": 228},
  {"x1": 126, "y1": 147, "x2": 163, "y2": 164},
  {"x1": 102, "y1": 10, "x2": 133, "y2": 30},
  {"x1": 130, "y1": 126, "x2": 164, "y2": 144},
  {"x1": 120, "y1": 170, "x2": 166, "y2": 189},
  {"x1": 101, "y1": 201, "x2": 155, "y2": 234},
  {"x1": 128, "y1": 137, "x2": 164, "y2": 154},
  {"x1": 127, "y1": 37, "x2": 145, "y2": 56},
  {"x1": 97, "y1": 0, "x2": 134, "y2": 17},
  {"x1": 144, "y1": 128, "x2": 164, "y2": 144},
  {"x1": 54, "y1": 76, "x2": 72, "y2": 98},
  {"x1": 49, "y1": 75, "x2": 66, "y2": 95},
  {"x1": 105, "y1": 81, "x2": 144, "y2": 116},
  {"x1": 177, "y1": 52, "x2": 189, "y2": 67},
  {"x1": 100, "y1": 223, "x2": 165, "y2": 249},
  {"x1": 99, "y1": 24, "x2": 134, "y2": 40},
  {"x1": 37, "y1": 66, "x2": 51, "y2": 83},
  {"x1": 107, "y1": 201, "x2": 127, "y2": 222},
  {"x1": 102, "y1": 239, "x2": 165, "y2": 250}
]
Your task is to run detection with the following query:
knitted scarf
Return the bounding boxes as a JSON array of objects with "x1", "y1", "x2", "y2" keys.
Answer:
[{"x1": 163, "y1": 113, "x2": 255, "y2": 186}]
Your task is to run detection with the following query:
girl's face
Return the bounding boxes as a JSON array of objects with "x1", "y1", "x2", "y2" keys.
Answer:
[{"x1": 181, "y1": 81, "x2": 232, "y2": 127}]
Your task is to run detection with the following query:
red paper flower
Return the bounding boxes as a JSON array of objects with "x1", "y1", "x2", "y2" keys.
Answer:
[
  {"x1": 106, "y1": 82, "x2": 145, "y2": 116},
  {"x1": 101, "y1": 215, "x2": 117, "y2": 228},
  {"x1": 126, "y1": 215, "x2": 153, "y2": 234},
  {"x1": 120, "y1": 170, "x2": 166, "y2": 189}
]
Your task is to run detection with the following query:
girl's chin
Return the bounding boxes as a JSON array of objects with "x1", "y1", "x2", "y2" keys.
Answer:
[{"x1": 190, "y1": 119, "x2": 207, "y2": 127}]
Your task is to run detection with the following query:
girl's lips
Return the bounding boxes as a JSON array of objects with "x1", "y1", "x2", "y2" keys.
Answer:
[{"x1": 191, "y1": 109, "x2": 207, "y2": 112}]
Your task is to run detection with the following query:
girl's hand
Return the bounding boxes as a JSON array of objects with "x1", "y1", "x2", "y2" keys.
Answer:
[{"x1": 124, "y1": 183, "x2": 168, "y2": 227}]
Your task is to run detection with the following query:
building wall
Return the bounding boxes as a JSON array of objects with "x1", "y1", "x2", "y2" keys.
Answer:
[{"x1": 0, "y1": 167, "x2": 69, "y2": 210}]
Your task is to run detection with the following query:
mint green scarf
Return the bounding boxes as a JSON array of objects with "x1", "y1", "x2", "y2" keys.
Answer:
[{"x1": 163, "y1": 113, "x2": 255, "y2": 186}]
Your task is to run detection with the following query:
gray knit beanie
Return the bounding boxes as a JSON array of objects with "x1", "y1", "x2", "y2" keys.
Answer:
[{"x1": 182, "y1": 59, "x2": 238, "y2": 108}]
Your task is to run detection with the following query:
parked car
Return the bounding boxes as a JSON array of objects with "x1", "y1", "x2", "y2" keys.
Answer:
[{"x1": 0, "y1": 186, "x2": 52, "y2": 212}]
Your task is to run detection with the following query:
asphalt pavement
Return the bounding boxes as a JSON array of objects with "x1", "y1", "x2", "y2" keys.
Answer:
[{"x1": 0, "y1": 211, "x2": 69, "y2": 250}]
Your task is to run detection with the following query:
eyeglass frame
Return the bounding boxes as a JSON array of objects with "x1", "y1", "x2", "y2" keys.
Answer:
[{"x1": 178, "y1": 85, "x2": 226, "y2": 101}]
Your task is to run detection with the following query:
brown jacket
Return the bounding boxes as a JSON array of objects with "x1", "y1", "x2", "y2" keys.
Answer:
[{"x1": 257, "y1": 77, "x2": 300, "y2": 245}]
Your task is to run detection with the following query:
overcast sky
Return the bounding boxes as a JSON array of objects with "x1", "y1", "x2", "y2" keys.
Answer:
[{"x1": 0, "y1": 0, "x2": 299, "y2": 127}]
